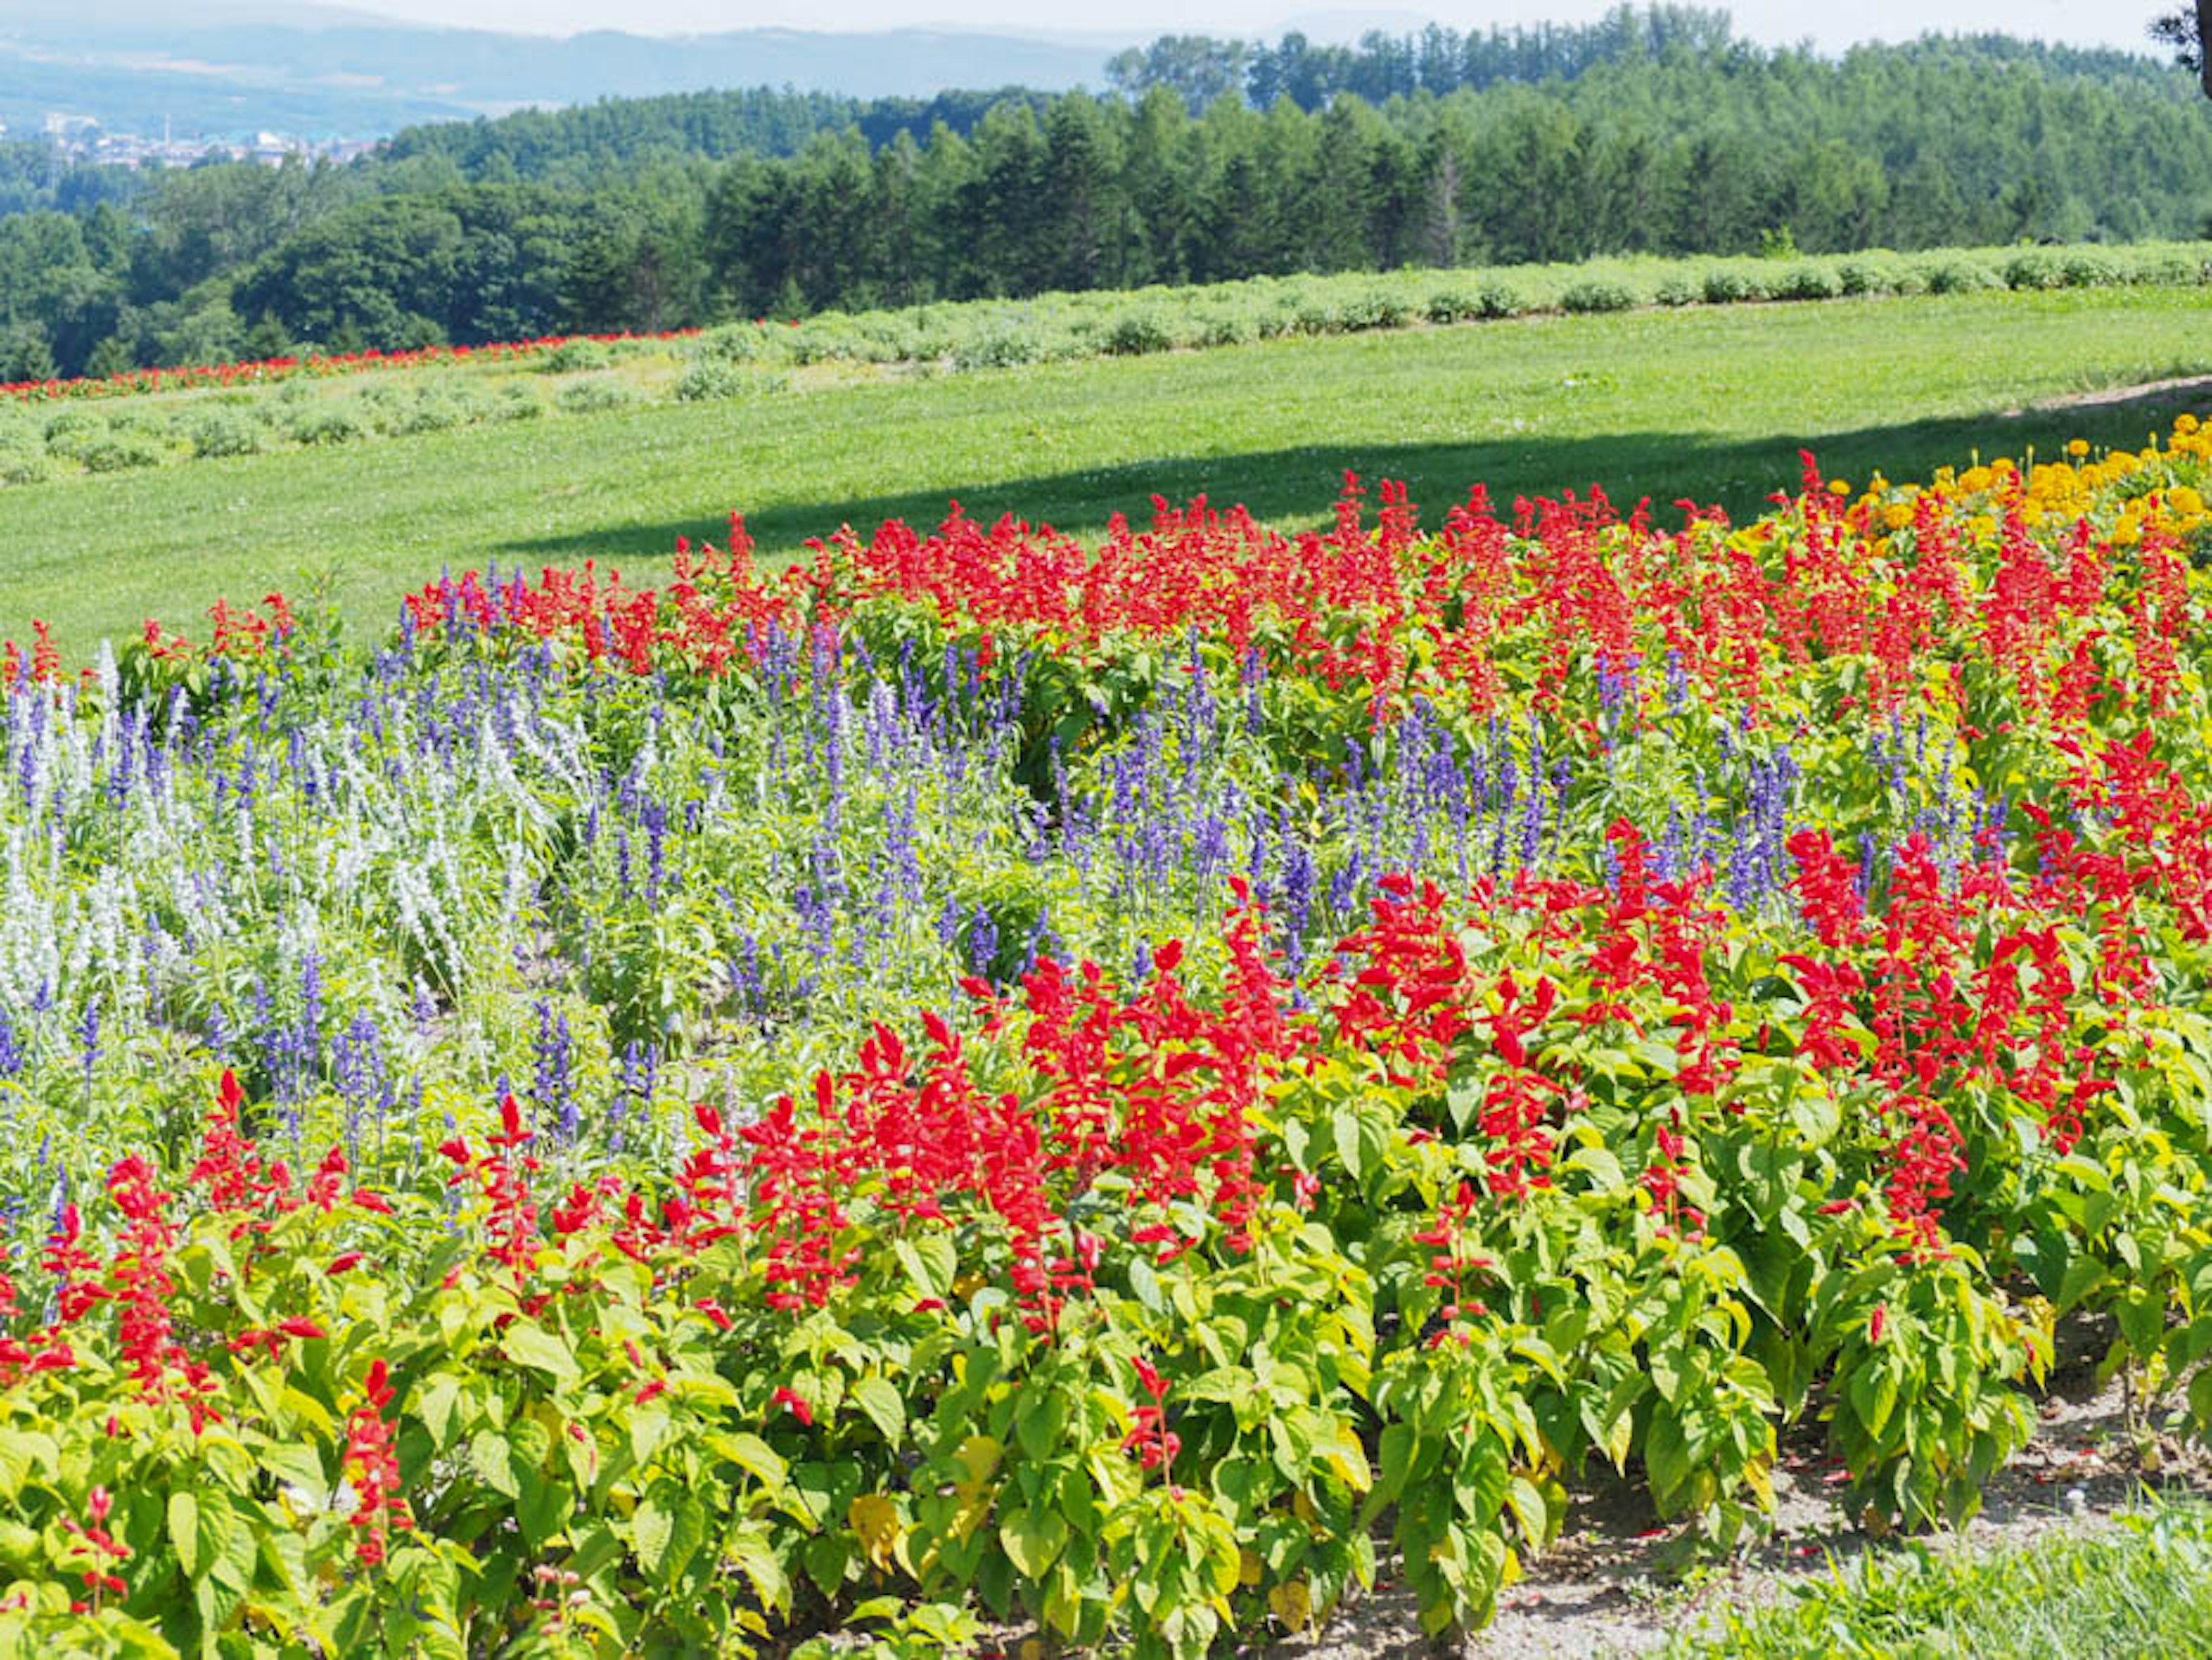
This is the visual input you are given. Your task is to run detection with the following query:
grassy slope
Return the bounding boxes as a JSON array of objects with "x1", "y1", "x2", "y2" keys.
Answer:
[{"x1": 2, "y1": 284, "x2": 2210, "y2": 654}]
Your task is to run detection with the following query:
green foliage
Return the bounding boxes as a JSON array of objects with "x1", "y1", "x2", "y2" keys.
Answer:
[
  {"x1": 285, "y1": 404, "x2": 368, "y2": 447},
  {"x1": 1560, "y1": 279, "x2": 1637, "y2": 313},
  {"x1": 1922, "y1": 259, "x2": 2000, "y2": 295},
  {"x1": 675, "y1": 358, "x2": 776, "y2": 402},
  {"x1": 187, "y1": 410, "x2": 264, "y2": 460},
  {"x1": 1774, "y1": 264, "x2": 1844, "y2": 301},
  {"x1": 1104, "y1": 311, "x2": 1175, "y2": 356},
  {"x1": 556, "y1": 377, "x2": 638, "y2": 415},
  {"x1": 1684, "y1": 1500, "x2": 2212, "y2": 1657}
]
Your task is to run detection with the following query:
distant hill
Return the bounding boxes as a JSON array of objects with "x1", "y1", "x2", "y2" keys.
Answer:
[{"x1": 0, "y1": 1, "x2": 1129, "y2": 139}]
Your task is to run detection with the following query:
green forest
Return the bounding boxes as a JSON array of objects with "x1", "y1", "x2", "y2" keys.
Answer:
[{"x1": 3, "y1": 6, "x2": 2210, "y2": 380}]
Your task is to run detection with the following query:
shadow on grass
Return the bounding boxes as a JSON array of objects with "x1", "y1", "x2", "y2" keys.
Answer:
[{"x1": 494, "y1": 383, "x2": 2212, "y2": 572}]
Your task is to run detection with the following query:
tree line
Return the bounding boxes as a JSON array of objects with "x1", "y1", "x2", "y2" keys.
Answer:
[{"x1": 3, "y1": 13, "x2": 2211, "y2": 380}]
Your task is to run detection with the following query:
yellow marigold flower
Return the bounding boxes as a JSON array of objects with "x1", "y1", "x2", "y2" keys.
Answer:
[{"x1": 2067, "y1": 438, "x2": 2089, "y2": 457}]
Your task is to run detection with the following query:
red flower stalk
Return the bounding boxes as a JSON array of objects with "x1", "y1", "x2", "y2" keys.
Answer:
[{"x1": 343, "y1": 1360, "x2": 411, "y2": 1567}]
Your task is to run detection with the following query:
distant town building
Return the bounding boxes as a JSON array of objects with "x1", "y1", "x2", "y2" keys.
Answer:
[{"x1": 32, "y1": 117, "x2": 382, "y2": 169}]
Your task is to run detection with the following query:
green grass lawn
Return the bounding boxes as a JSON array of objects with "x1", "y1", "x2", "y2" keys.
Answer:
[
  {"x1": 1680, "y1": 1499, "x2": 2212, "y2": 1659},
  {"x1": 2, "y1": 283, "x2": 2210, "y2": 654}
]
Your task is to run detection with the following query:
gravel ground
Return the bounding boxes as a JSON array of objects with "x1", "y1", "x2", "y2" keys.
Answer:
[{"x1": 1275, "y1": 1318, "x2": 2212, "y2": 1659}]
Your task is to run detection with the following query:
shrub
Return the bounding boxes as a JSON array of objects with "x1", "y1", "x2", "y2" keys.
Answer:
[
  {"x1": 1774, "y1": 263, "x2": 1843, "y2": 301},
  {"x1": 188, "y1": 410, "x2": 264, "y2": 459},
  {"x1": 286, "y1": 404, "x2": 368, "y2": 446},
  {"x1": 43, "y1": 407, "x2": 103, "y2": 447},
  {"x1": 537, "y1": 339, "x2": 612, "y2": 373},
  {"x1": 1652, "y1": 274, "x2": 1700, "y2": 307},
  {"x1": 2056, "y1": 248, "x2": 2122, "y2": 287},
  {"x1": 78, "y1": 431, "x2": 165, "y2": 472},
  {"x1": 696, "y1": 324, "x2": 771, "y2": 363},
  {"x1": 491, "y1": 383, "x2": 543, "y2": 421},
  {"x1": 2002, "y1": 248, "x2": 2064, "y2": 290},
  {"x1": 1104, "y1": 309, "x2": 1175, "y2": 356},
  {"x1": 1835, "y1": 258, "x2": 1885, "y2": 296},
  {"x1": 2118, "y1": 248, "x2": 2199, "y2": 286},
  {"x1": 1702, "y1": 266, "x2": 1760, "y2": 304},
  {"x1": 950, "y1": 326, "x2": 1041, "y2": 372},
  {"x1": 555, "y1": 377, "x2": 636, "y2": 415},
  {"x1": 1196, "y1": 308, "x2": 1255, "y2": 347},
  {"x1": 1425, "y1": 286, "x2": 1483, "y2": 322},
  {"x1": 1475, "y1": 280, "x2": 1524, "y2": 319},
  {"x1": 1559, "y1": 279, "x2": 1636, "y2": 314},
  {"x1": 0, "y1": 429, "x2": 55, "y2": 485},
  {"x1": 675, "y1": 358, "x2": 754, "y2": 401},
  {"x1": 1922, "y1": 259, "x2": 1998, "y2": 294},
  {"x1": 380, "y1": 392, "x2": 465, "y2": 436},
  {"x1": 1335, "y1": 287, "x2": 1411, "y2": 331}
]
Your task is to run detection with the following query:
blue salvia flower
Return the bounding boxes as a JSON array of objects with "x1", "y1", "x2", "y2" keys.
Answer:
[
  {"x1": 531, "y1": 1001, "x2": 577, "y2": 1144},
  {"x1": 728, "y1": 935, "x2": 764, "y2": 1015},
  {"x1": 1282, "y1": 839, "x2": 1316, "y2": 970},
  {"x1": 298, "y1": 951, "x2": 323, "y2": 1072},
  {"x1": 0, "y1": 1009, "x2": 21, "y2": 1078},
  {"x1": 643, "y1": 800, "x2": 669, "y2": 905},
  {"x1": 621, "y1": 1039, "x2": 659, "y2": 1109},
  {"x1": 967, "y1": 906, "x2": 999, "y2": 978},
  {"x1": 75, "y1": 998, "x2": 99, "y2": 1099}
]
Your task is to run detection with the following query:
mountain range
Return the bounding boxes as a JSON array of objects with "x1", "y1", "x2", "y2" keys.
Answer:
[{"x1": 0, "y1": 2, "x2": 1430, "y2": 141}]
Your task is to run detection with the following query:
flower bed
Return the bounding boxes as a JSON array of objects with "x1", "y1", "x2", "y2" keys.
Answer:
[{"x1": 0, "y1": 421, "x2": 2207, "y2": 1653}]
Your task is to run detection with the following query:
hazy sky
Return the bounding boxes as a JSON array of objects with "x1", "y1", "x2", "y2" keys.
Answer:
[{"x1": 323, "y1": 1, "x2": 2168, "y2": 56}]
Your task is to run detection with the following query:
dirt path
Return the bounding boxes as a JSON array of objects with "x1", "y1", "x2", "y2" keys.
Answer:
[{"x1": 1277, "y1": 1321, "x2": 2212, "y2": 1658}]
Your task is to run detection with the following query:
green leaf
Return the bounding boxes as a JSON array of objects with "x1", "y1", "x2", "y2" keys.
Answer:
[
  {"x1": 1849, "y1": 1363, "x2": 1900, "y2": 1440},
  {"x1": 1127, "y1": 1253, "x2": 1164, "y2": 1314},
  {"x1": 210, "y1": 1499, "x2": 257, "y2": 1595},
  {"x1": 665, "y1": 1495, "x2": 707, "y2": 1585},
  {"x1": 169, "y1": 1491, "x2": 201, "y2": 1580},
  {"x1": 0, "y1": 1430, "x2": 56, "y2": 1501},
  {"x1": 730, "y1": 1523, "x2": 792, "y2": 1614},
  {"x1": 1789, "y1": 1087, "x2": 1840, "y2": 1148},
  {"x1": 632, "y1": 1495, "x2": 675, "y2": 1576},
  {"x1": 259, "y1": 1440, "x2": 329, "y2": 1510},
  {"x1": 470, "y1": 1428, "x2": 521, "y2": 1500},
  {"x1": 1563, "y1": 1145, "x2": 1625, "y2": 1190},
  {"x1": 803, "y1": 1534, "x2": 852, "y2": 1598},
  {"x1": 504, "y1": 1321, "x2": 581, "y2": 1384},
  {"x1": 893, "y1": 1234, "x2": 956, "y2": 1300},
  {"x1": 1016, "y1": 1389, "x2": 1067, "y2": 1464},
  {"x1": 2188, "y1": 1366, "x2": 2212, "y2": 1433},
  {"x1": 711, "y1": 1431, "x2": 788, "y2": 1492},
  {"x1": 1332, "y1": 1104, "x2": 1366, "y2": 1181},
  {"x1": 998, "y1": 1506, "x2": 1069, "y2": 1578},
  {"x1": 852, "y1": 1377, "x2": 906, "y2": 1445},
  {"x1": 630, "y1": 1405, "x2": 672, "y2": 1465},
  {"x1": 418, "y1": 1374, "x2": 464, "y2": 1449},
  {"x1": 1373, "y1": 1423, "x2": 1416, "y2": 1504}
]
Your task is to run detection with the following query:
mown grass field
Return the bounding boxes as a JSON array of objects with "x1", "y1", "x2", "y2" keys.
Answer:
[{"x1": 1, "y1": 282, "x2": 2209, "y2": 653}]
